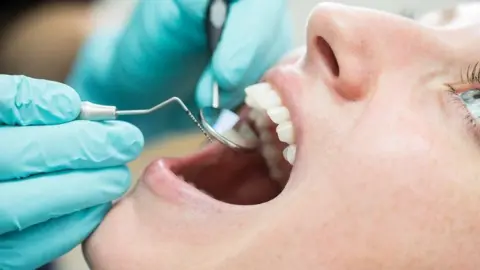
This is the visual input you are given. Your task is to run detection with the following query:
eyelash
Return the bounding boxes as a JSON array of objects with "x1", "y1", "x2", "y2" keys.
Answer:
[
  {"x1": 446, "y1": 63, "x2": 480, "y2": 133},
  {"x1": 460, "y1": 62, "x2": 480, "y2": 85}
]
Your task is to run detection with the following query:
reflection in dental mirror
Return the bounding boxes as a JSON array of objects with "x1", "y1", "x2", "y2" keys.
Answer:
[{"x1": 200, "y1": 107, "x2": 259, "y2": 150}]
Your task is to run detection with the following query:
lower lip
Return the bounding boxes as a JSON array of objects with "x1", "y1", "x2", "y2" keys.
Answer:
[{"x1": 141, "y1": 159, "x2": 222, "y2": 209}]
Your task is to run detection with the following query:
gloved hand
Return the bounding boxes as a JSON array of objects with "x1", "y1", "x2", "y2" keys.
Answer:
[
  {"x1": 0, "y1": 75, "x2": 143, "y2": 270},
  {"x1": 67, "y1": 0, "x2": 292, "y2": 141}
]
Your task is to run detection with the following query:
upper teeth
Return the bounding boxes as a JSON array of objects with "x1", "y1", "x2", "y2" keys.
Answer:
[
  {"x1": 276, "y1": 122, "x2": 294, "y2": 144},
  {"x1": 267, "y1": 107, "x2": 290, "y2": 124},
  {"x1": 244, "y1": 83, "x2": 297, "y2": 166},
  {"x1": 283, "y1": 145, "x2": 296, "y2": 164},
  {"x1": 245, "y1": 83, "x2": 282, "y2": 109}
]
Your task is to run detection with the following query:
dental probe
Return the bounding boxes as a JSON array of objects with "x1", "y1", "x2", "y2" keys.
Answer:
[{"x1": 78, "y1": 97, "x2": 213, "y2": 142}]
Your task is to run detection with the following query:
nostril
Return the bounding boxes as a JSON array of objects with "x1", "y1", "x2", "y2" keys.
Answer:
[{"x1": 315, "y1": 36, "x2": 340, "y2": 77}]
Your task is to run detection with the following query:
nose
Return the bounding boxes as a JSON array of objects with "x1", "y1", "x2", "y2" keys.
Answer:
[{"x1": 304, "y1": 3, "x2": 426, "y2": 100}]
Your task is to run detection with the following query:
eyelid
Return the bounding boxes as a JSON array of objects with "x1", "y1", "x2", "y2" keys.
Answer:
[
  {"x1": 445, "y1": 82, "x2": 480, "y2": 118},
  {"x1": 440, "y1": 64, "x2": 480, "y2": 143},
  {"x1": 446, "y1": 82, "x2": 480, "y2": 94}
]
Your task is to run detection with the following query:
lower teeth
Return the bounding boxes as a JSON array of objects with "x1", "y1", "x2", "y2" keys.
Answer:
[{"x1": 283, "y1": 145, "x2": 296, "y2": 165}]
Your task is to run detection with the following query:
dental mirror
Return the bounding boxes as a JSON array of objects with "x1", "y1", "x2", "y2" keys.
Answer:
[
  {"x1": 199, "y1": 0, "x2": 259, "y2": 151},
  {"x1": 200, "y1": 83, "x2": 259, "y2": 150}
]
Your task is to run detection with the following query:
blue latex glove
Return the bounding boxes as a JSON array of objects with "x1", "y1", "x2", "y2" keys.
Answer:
[
  {"x1": 0, "y1": 75, "x2": 143, "y2": 270},
  {"x1": 67, "y1": 0, "x2": 292, "y2": 142}
]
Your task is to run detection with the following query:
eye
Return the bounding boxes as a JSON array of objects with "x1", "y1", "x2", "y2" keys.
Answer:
[
  {"x1": 460, "y1": 89, "x2": 480, "y2": 104},
  {"x1": 445, "y1": 63, "x2": 480, "y2": 120}
]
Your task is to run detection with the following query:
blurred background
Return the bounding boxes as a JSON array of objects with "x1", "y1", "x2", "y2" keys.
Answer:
[{"x1": 0, "y1": 0, "x2": 468, "y2": 269}]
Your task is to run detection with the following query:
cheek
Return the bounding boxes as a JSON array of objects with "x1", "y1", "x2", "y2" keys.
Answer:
[
  {"x1": 323, "y1": 107, "x2": 479, "y2": 221},
  {"x1": 289, "y1": 117, "x2": 480, "y2": 265},
  {"x1": 301, "y1": 101, "x2": 461, "y2": 213}
]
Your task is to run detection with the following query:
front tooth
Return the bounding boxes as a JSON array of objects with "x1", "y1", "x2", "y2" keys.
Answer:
[
  {"x1": 245, "y1": 82, "x2": 272, "y2": 96},
  {"x1": 245, "y1": 83, "x2": 281, "y2": 110},
  {"x1": 259, "y1": 90, "x2": 282, "y2": 109},
  {"x1": 267, "y1": 106, "x2": 290, "y2": 124},
  {"x1": 245, "y1": 95, "x2": 261, "y2": 109},
  {"x1": 283, "y1": 145, "x2": 297, "y2": 165},
  {"x1": 276, "y1": 122, "x2": 295, "y2": 144}
]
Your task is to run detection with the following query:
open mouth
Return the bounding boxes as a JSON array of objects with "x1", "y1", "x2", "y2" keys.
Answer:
[
  {"x1": 142, "y1": 82, "x2": 299, "y2": 206},
  {"x1": 143, "y1": 82, "x2": 298, "y2": 205}
]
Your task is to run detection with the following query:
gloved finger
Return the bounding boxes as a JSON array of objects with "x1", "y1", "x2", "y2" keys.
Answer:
[
  {"x1": 209, "y1": 0, "x2": 292, "y2": 91},
  {"x1": 0, "y1": 166, "x2": 129, "y2": 235},
  {"x1": 196, "y1": 64, "x2": 247, "y2": 110},
  {"x1": 196, "y1": 64, "x2": 214, "y2": 108},
  {"x1": 0, "y1": 204, "x2": 110, "y2": 270},
  {"x1": 0, "y1": 120, "x2": 143, "y2": 180},
  {"x1": 0, "y1": 75, "x2": 81, "y2": 126}
]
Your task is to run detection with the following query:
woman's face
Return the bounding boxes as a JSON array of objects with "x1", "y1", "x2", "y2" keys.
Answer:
[{"x1": 84, "y1": 3, "x2": 480, "y2": 269}]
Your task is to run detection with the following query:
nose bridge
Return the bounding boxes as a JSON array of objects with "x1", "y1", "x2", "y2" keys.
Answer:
[{"x1": 305, "y1": 3, "x2": 419, "y2": 100}]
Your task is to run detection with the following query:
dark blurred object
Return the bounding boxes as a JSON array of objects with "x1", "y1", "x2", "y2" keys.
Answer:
[
  {"x1": 0, "y1": 0, "x2": 94, "y2": 13},
  {"x1": 0, "y1": 0, "x2": 94, "y2": 33},
  {"x1": 37, "y1": 262, "x2": 54, "y2": 270},
  {"x1": 0, "y1": 0, "x2": 95, "y2": 82}
]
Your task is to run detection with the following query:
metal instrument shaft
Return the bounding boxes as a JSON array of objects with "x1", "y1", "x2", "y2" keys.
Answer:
[{"x1": 79, "y1": 97, "x2": 213, "y2": 142}]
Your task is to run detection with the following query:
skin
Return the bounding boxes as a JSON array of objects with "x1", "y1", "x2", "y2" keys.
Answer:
[{"x1": 84, "y1": 3, "x2": 480, "y2": 269}]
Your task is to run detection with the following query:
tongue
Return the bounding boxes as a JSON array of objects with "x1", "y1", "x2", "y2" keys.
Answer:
[{"x1": 166, "y1": 142, "x2": 281, "y2": 205}]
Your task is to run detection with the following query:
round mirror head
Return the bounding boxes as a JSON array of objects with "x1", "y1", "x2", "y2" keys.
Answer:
[{"x1": 200, "y1": 107, "x2": 259, "y2": 150}]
